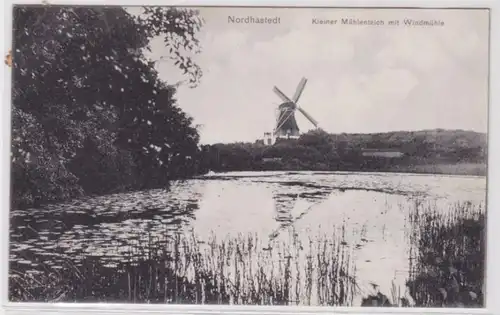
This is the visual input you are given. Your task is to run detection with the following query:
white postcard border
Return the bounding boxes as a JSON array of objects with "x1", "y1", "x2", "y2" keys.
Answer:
[{"x1": 1, "y1": 0, "x2": 498, "y2": 315}]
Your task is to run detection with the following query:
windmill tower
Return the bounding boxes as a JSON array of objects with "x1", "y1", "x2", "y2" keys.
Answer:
[{"x1": 272, "y1": 77, "x2": 319, "y2": 140}]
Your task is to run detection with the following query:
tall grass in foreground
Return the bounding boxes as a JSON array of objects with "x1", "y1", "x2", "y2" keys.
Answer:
[
  {"x1": 359, "y1": 201, "x2": 486, "y2": 308},
  {"x1": 10, "y1": 201, "x2": 485, "y2": 307},
  {"x1": 405, "y1": 201, "x2": 485, "y2": 307},
  {"x1": 9, "y1": 230, "x2": 357, "y2": 305}
]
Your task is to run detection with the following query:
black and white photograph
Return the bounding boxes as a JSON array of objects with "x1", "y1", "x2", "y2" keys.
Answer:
[{"x1": 8, "y1": 5, "x2": 489, "y2": 308}]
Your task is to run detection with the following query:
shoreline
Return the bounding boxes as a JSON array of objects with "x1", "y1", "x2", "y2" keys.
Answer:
[
  {"x1": 202, "y1": 162, "x2": 487, "y2": 178},
  {"x1": 11, "y1": 165, "x2": 486, "y2": 211}
]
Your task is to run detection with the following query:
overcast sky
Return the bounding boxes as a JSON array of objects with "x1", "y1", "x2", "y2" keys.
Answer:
[{"x1": 143, "y1": 7, "x2": 489, "y2": 144}]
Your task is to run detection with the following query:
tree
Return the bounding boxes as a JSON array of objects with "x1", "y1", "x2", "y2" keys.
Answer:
[
  {"x1": 11, "y1": 6, "x2": 205, "y2": 207},
  {"x1": 298, "y1": 130, "x2": 339, "y2": 167}
]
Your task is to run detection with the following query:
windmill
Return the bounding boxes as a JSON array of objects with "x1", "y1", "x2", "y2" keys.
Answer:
[{"x1": 272, "y1": 77, "x2": 319, "y2": 140}]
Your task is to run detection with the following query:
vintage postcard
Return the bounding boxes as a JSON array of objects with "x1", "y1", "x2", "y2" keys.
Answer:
[{"x1": 8, "y1": 5, "x2": 489, "y2": 308}]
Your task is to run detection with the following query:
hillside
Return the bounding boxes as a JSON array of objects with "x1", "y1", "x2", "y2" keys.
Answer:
[{"x1": 198, "y1": 129, "x2": 487, "y2": 176}]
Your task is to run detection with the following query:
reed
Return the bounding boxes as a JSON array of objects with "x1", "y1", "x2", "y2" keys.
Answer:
[
  {"x1": 10, "y1": 202, "x2": 486, "y2": 307},
  {"x1": 405, "y1": 201, "x2": 486, "y2": 307},
  {"x1": 9, "y1": 229, "x2": 357, "y2": 305}
]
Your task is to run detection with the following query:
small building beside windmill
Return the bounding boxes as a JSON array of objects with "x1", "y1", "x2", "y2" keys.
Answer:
[{"x1": 263, "y1": 132, "x2": 273, "y2": 145}]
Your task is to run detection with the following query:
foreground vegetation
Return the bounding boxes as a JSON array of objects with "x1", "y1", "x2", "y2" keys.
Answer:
[
  {"x1": 405, "y1": 201, "x2": 485, "y2": 308},
  {"x1": 10, "y1": 201, "x2": 485, "y2": 307},
  {"x1": 364, "y1": 201, "x2": 486, "y2": 307},
  {"x1": 9, "y1": 231, "x2": 357, "y2": 305}
]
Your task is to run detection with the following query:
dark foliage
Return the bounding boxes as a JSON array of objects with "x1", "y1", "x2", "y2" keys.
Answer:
[
  {"x1": 360, "y1": 202, "x2": 486, "y2": 308},
  {"x1": 361, "y1": 293, "x2": 394, "y2": 307},
  {"x1": 11, "y1": 6, "x2": 204, "y2": 208},
  {"x1": 406, "y1": 204, "x2": 485, "y2": 308}
]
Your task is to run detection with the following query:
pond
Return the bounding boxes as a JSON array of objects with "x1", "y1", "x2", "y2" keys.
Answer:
[{"x1": 9, "y1": 171, "x2": 486, "y2": 305}]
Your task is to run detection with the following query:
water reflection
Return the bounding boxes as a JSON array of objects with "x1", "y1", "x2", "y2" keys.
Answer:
[
  {"x1": 9, "y1": 171, "x2": 486, "y2": 305},
  {"x1": 10, "y1": 186, "x2": 202, "y2": 269}
]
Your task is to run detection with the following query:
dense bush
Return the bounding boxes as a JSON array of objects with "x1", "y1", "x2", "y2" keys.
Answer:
[
  {"x1": 11, "y1": 6, "x2": 204, "y2": 208},
  {"x1": 406, "y1": 203, "x2": 485, "y2": 308}
]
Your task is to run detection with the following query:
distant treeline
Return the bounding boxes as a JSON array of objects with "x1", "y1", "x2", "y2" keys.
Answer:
[{"x1": 197, "y1": 129, "x2": 487, "y2": 175}]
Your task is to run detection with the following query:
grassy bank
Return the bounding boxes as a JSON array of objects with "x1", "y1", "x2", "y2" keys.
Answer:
[
  {"x1": 385, "y1": 162, "x2": 486, "y2": 177},
  {"x1": 314, "y1": 162, "x2": 486, "y2": 177}
]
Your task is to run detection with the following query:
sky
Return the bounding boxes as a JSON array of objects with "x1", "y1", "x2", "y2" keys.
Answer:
[{"x1": 142, "y1": 7, "x2": 489, "y2": 144}]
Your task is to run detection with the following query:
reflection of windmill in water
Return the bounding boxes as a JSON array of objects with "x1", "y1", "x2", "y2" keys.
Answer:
[{"x1": 263, "y1": 77, "x2": 320, "y2": 145}]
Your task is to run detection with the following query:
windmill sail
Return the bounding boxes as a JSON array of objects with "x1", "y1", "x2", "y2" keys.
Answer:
[
  {"x1": 297, "y1": 106, "x2": 318, "y2": 127},
  {"x1": 273, "y1": 86, "x2": 293, "y2": 104},
  {"x1": 293, "y1": 77, "x2": 307, "y2": 103}
]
